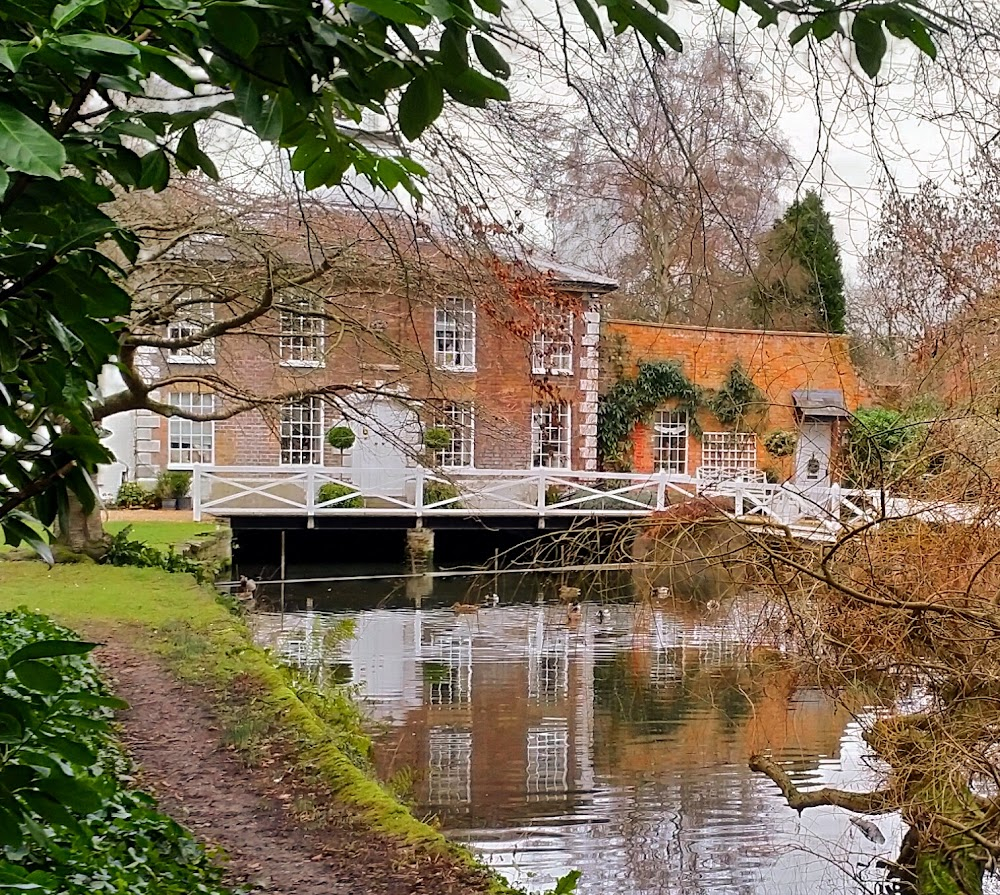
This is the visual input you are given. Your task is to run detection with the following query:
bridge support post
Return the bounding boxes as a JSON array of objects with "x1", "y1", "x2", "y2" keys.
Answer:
[{"x1": 406, "y1": 527, "x2": 435, "y2": 574}]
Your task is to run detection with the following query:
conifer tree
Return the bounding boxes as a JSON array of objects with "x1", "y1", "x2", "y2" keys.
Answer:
[{"x1": 751, "y1": 191, "x2": 847, "y2": 333}]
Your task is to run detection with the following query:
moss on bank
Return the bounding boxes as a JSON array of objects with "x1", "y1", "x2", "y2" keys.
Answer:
[{"x1": 0, "y1": 563, "x2": 518, "y2": 894}]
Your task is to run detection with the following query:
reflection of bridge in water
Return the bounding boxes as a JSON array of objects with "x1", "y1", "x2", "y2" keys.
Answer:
[{"x1": 196, "y1": 465, "x2": 978, "y2": 543}]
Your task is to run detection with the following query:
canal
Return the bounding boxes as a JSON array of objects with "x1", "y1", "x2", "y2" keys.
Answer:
[{"x1": 250, "y1": 564, "x2": 903, "y2": 894}]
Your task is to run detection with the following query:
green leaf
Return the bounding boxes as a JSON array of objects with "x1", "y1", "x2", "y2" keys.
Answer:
[
  {"x1": 398, "y1": 73, "x2": 443, "y2": 140},
  {"x1": 0, "y1": 168, "x2": 8, "y2": 197},
  {"x1": 554, "y1": 870, "x2": 582, "y2": 895},
  {"x1": 0, "y1": 104, "x2": 65, "y2": 179},
  {"x1": 0, "y1": 805, "x2": 23, "y2": 850},
  {"x1": 11, "y1": 660, "x2": 62, "y2": 693},
  {"x1": 852, "y1": 14, "x2": 887, "y2": 77},
  {"x1": 8, "y1": 640, "x2": 96, "y2": 666},
  {"x1": 138, "y1": 148, "x2": 169, "y2": 191},
  {"x1": 471, "y1": 35, "x2": 510, "y2": 78},
  {"x1": 788, "y1": 20, "x2": 811, "y2": 45},
  {"x1": 572, "y1": 0, "x2": 606, "y2": 47},
  {"x1": 51, "y1": 0, "x2": 104, "y2": 29},
  {"x1": 254, "y1": 98, "x2": 284, "y2": 142},
  {"x1": 354, "y1": 0, "x2": 429, "y2": 26},
  {"x1": 716, "y1": 0, "x2": 739, "y2": 10},
  {"x1": 811, "y1": 12, "x2": 841, "y2": 41},
  {"x1": 205, "y1": 4, "x2": 261, "y2": 57},
  {"x1": 472, "y1": 0, "x2": 502, "y2": 13},
  {"x1": 57, "y1": 33, "x2": 140, "y2": 56},
  {"x1": 0, "y1": 41, "x2": 37, "y2": 73}
]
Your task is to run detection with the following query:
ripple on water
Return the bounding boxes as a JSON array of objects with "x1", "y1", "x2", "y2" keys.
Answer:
[{"x1": 253, "y1": 589, "x2": 900, "y2": 895}]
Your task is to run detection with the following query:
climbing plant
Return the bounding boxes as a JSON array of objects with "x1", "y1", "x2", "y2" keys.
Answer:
[
  {"x1": 598, "y1": 361, "x2": 700, "y2": 469},
  {"x1": 705, "y1": 362, "x2": 767, "y2": 429}
]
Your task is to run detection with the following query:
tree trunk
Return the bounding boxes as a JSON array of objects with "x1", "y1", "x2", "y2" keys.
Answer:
[
  {"x1": 55, "y1": 493, "x2": 110, "y2": 559},
  {"x1": 893, "y1": 827, "x2": 985, "y2": 895}
]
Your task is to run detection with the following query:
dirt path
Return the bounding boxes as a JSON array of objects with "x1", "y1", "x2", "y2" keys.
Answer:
[{"x1": 97, "y1": 642, "x2": 490, "y2": 895}]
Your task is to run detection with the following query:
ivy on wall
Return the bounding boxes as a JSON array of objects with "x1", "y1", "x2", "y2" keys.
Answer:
[
  {"x1": 705, "y1": 362, "x2": 767, "y2": 429},
  {"x1": 598, "y1": 361, "x2": 701, "y2": 469},
  {"x1": 598, "y1": 359, "x2": 770, "y2": 470}
]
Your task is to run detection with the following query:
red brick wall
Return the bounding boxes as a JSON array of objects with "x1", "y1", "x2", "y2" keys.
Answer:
[
  {"x1": 607, "y1": 321, "x2": 865, "y2": 477},
  {"x1": 148, "y1": 290, "x2": 598, "y2": 472}
]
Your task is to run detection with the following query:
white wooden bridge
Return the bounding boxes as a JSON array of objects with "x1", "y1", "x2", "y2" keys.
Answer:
[{"x1": 191, "y1": 466, "x2": 976, "y2": 542}]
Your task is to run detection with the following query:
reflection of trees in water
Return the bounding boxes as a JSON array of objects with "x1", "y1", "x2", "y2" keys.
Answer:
[{"x1": 593, "y1": 653, "x2": 753, "y2": 736}]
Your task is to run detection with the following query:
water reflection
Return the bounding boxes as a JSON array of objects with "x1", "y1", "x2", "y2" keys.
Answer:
[{"x1": 254, "y1": 581, "x2": 902, "y2": 895}]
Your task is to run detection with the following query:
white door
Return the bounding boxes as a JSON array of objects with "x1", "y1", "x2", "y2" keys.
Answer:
[
  {"x1": 350, "y1": 398, "x2": 419, "y2": 494},
  {"x1": 794, "y1": 420, "x2": 833, "y2": 487}
]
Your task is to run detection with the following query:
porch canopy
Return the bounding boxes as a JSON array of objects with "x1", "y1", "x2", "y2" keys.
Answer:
[{"x1": 792, "y1": 389, "x2": 849, "y2": 419}]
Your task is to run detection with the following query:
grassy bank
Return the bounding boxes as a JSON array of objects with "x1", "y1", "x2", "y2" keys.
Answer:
[{"x1": 0, "y1": 560, "x2": 512, "y2": 893}]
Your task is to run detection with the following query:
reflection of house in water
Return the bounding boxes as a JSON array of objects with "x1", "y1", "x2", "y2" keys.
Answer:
[{"x1": 255, "y1": 602, "x2": 849, "y2": 854}]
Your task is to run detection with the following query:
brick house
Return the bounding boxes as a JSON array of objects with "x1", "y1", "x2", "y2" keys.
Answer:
[
  {"x1": 97, "y1": 219, "x2": 615, "y2": 498},
  {"x1": 605, "y1": 321, "x2": 866, "y2": 487}
]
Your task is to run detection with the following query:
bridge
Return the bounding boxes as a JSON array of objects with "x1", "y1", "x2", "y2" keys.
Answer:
[{"x1": 190, "y1": 466, "x2": 970, "y2": 542}]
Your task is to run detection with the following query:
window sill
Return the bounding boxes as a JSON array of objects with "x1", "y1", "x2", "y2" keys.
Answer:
[
  {"x1": 167, "y1": 462, "x2": 214, "y2": 470},
  {"x1": 436, "y1": 364, "x2": 477, "y2": 373},
  {"x1": 532, "y1": 367, "x2": 573, "y2": 376},
  {"x1": 167, "y1": 355, "x2": 216, "y2": 365},
  {"x1": 280, "y1": 360, "x2": 325, "y2": 369}
]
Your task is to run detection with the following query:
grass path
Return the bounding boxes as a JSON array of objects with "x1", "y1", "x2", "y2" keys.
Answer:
[{"x1": 0, "y1": 548, "x2": 504, "y2": 895}]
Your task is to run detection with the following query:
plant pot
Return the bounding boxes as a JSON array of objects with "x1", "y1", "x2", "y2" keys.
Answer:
[
  {"x1": 161, "y1": 498, "x2": 178, "y2": 510},
  {"x1": 176, "y1": 496, "x2": 192, "y2": 511}
]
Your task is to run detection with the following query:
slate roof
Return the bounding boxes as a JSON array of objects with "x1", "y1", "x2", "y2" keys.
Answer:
[{"x1": 791, "y1": 389, "x2": 849, "y2": 418}]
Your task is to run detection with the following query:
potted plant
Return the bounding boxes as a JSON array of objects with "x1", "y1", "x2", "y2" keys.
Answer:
[
  {"x1": 172, "y1": 471, "x2": 193, "y2": 510},
  {"x1": 155, "y1": 470, "x2": 193, "y2": 510},
  {"x1": 155, "y1": 471, "x2": 177, "y2": 510},
  {"x1": 326, "y1": 425, "x2": 356, "y2": 463}
]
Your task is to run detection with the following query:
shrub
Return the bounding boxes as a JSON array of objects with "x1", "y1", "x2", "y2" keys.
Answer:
[
  {"x1": 844, "y1": 407, "x2": 923, "y2": 488},
  {"x1": 763, "y1": 429, "x2": 798, "y2": 458},
  {"x1": 422, "y1": 426, "x2": 452, "y2": 450},
  {"x1": 326, "y1": 425, "x2": 356, "y2": 452},
  {"x1": 0, "y1": 609, "x2": 231, "y2": 895},
  {"x1": 115, "y1": 481, "x2": 155, "y2": 509},
  {"x1": 102, "y1": 526, "x2": 211, "y2": 581},
  {"x1": 423, "y1": 480, "x2": 461, "y2": 507},
  {"x1": 317, "y1": 482, "x2": 363, "y2": 508}
]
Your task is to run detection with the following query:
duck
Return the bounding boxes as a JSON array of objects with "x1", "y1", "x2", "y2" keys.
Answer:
[
  {"x1": 558, "y1": 585, "x2": 582, "y2": 603},
  {"x1": 452, "y1": 602, "x2": 480, "y2": 614},
  {"x1": 596, "y1": 607, "x2": 610, "y2": 624},
  {"x1": 485, "y1": 593, "x2": 500, "y2": 606},
  {"x1": 237, "y1": 576, "x2": 257, "y2": 602},
  {"x1": 566, "y1": 603, "x2": 582, "y2": 624}
]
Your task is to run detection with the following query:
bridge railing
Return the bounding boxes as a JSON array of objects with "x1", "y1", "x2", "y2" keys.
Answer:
[{"x1": 192, "y1": 465, "x2": 701, "y2": 522}]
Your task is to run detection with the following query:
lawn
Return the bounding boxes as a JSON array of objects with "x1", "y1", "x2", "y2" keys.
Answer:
[
  {"x1": 105, "y1": 520, "x2": 220, "y2": 549},
  {"x1": 0, "y1": 563, "x2": 228, "y2": 629}
]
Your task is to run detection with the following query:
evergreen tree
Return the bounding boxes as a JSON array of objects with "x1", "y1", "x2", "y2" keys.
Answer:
[{"x1": 751, "y1": 191, "x2": 847, "y2": 333}]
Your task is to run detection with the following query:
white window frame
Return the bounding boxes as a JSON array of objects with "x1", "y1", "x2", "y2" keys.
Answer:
[
  {"x1": 701, "y1": 431, "x2": 759, "y2": 474},
  {"x1": 167, "y1": 393, "x2": 215, "y2": 467},
  {"x1": 531, "y1": 402, "x2": 571, "y2": 469},
  {"x1": 653, "y1": 409, "x2": 688, "y2": 476},
  {"x1": 427, "y1": 727, "x2": 472, "y2": 806},
  {"x1": 279, "y1": 291, "x2": 326, "y2": 368},
  {"x1": 531, "y1": 309, "x2": 574, "y2": 375},
  {"x1": 435, "y1": 402, "x2": 475, "y2": 468},
  {"x1": 280, "y1": 397, "x2": 324, "y2": 466},
  {"x1": 167, "y1": 296, "x2": 216, "y2": 364},
  {"x1": 434, "y1": 297, "x2": 476, "y2": 371},
  {"x1": 526, "y1": 721, "x2": 569, "y2": 800}
]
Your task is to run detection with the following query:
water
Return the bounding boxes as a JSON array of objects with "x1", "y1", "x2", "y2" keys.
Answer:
[{"x1": 252, "y1": 568, "x2": 903, "y2": 895}]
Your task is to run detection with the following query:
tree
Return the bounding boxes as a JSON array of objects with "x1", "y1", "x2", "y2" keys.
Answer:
[
  {"x1": 0, "y1": 0, "x2": 950, "y2": 553},
  {"x1": 528, "y1": 42, "x2": 790, "y2": 326},
  {"x1": 749, "y1": 190, "x2": 846, "y2": 332}
]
